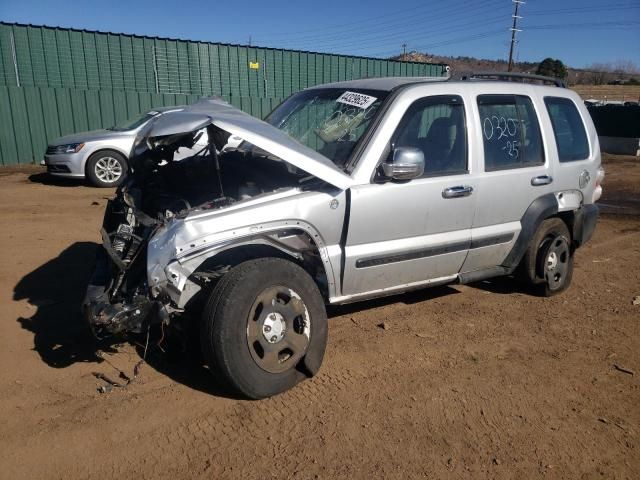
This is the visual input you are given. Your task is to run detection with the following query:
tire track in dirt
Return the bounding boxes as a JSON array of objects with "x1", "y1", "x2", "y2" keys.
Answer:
[{"x1": 69, "y1": 367, "x2": 362, "y2": 478}]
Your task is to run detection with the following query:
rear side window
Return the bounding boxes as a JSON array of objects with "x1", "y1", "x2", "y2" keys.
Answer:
[
  {"x1": 478, "y1": 95, "x2": 544, "y2": 171},
  {"x1": 544, "y1": 97, "x2": 590, "y2": 162}
]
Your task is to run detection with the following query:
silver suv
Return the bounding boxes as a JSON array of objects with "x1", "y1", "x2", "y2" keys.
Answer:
[{"x1": 85, "y1": 73, "x2": 603, "y2": 398}]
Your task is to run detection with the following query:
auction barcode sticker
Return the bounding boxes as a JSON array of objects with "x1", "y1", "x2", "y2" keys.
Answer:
[{"x1": 336, "y1": 91, "x2": 377, "y2": 109}]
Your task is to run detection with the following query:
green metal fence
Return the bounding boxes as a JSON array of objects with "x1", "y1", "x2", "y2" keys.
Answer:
[
  {"x1": 0, "y1": 85, "x2": 283, "y2": 166},
  {"x1": 0, "y1": 22, "x2": 446, "y2": 165}
]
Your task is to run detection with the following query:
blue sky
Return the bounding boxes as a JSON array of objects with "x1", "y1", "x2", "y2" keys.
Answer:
[{"x1": 1, "y1": 0, "x2": 639, "y2": 67}]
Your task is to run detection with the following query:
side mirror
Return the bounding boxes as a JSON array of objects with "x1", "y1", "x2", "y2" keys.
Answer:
[{"x1": 381, "y1": 147, "x2": 425, "y2": 181}]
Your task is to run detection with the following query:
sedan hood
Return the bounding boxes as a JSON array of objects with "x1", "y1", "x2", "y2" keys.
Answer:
[
  {"x1": 50, "y1": 129, "x2": 131, "y2": 146},
  {"x1": 143, "y1": 97, "x2": 354, "y2": 190}
]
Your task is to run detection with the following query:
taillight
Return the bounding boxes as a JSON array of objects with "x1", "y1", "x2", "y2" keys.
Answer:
[
  {"x1": 593, "y1": 166, "x2": 604, "y2": 203},
  {"x1": 595, "y1": 166, "x2": 605, "y2": 187}
]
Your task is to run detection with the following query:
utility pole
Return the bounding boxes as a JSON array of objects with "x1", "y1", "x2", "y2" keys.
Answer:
[
  {"x1": 402, "y1": 43, "x2": 407, "y2": 60},
  {"x1": 507, "y1": 0, "x2": 524, "y2": 72}
]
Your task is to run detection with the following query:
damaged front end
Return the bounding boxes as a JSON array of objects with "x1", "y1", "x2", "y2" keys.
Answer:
[
  {"x1": 84, "y1": 194, "x2": 171, "y2": 338},
  {"x1": 83, "y1": 97, "x2": 350, "y2": 338}
]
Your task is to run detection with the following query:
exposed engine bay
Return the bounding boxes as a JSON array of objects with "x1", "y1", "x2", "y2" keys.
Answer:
[
  {"x1": 85, "y1": 122, "x2": 317, "y2": 338},
  {"x1": 124, "y1": 135, "x2": 306, "y2": 220}
]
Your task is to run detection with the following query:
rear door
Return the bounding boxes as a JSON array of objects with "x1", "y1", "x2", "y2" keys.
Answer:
[
  {"x1": 543, "y1": 94, "x2": 600, "y2": 204},
  {"x1": 461, "y1": 90, "x2": 555, "y2": 273},
  {"x1": 341, "y1": 94, "x2": 477, "y2": 297}
]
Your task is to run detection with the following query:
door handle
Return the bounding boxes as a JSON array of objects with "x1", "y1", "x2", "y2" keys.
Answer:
[
  {"x1": 442, "y1": 185, "x2": 473, "y2": 199},
  {"x1": 531, "y1": 175, "x2": 553, "y2": 186}
]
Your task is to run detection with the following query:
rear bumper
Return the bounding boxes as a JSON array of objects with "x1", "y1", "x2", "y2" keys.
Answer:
[{"x1": 573, "y1": 204, "x2": 599, "y2": 247}]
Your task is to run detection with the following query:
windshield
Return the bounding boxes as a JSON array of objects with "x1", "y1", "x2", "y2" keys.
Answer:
[
  {"x1": 265, "y1": 88, "x2": 388, "y2": 168},
  {"x1": 108, "y1": 112, "x2": 159, "y2": 132}
]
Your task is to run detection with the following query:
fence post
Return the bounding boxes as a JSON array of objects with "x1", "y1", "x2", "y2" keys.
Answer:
[
  {"x1": 152, "y1": 46, "x2": 159, "y2": 94},
  {"x1": 9, "y1": 31, "x2": 20, "y2": 87},
  {"x1": 263, "y1": 62, "x2": 269, "y2": 97}
]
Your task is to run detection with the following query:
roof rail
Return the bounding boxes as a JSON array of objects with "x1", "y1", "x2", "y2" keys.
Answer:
[{"x1": 461, "y1": 72, "x2": 566, "y2": 88}]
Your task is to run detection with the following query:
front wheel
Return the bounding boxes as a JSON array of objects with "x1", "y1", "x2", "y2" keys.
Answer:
[
  {"x1": 518, "y1": 217, "x2": 574, "y2": 297},
  {"x1": 86, "y1": 150, "x2": 127, "y2": 187},
  {"x1": 201, "y1": 258, "x2": 328, "y2": 399}
]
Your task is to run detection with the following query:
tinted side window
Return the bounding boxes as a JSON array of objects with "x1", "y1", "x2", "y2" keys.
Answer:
[
  {"x1": 393, "y1": 95, "x2": 467, "y2": 177},
  {"x1": 544, "y1": 97, "x2": 590, "y2": 162},
  {"x1": 478, "y1": 95, "x2": 544, "y2": 171}
]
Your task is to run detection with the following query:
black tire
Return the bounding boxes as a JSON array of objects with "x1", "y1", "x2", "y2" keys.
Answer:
[
  {"x1": 201, "y1": 257, "x2": 328, "y2": 399},
  {"x1": 518, "y1": 217, "x2": 573, "y2": 297},
  {"x1": 85, "y1": 150, "x2": 127, "y2": 187}
]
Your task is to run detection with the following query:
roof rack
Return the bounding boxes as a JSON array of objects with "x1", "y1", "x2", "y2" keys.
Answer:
[{"x1": 461, "y1": 72, "x2": 566, "y2": 88}]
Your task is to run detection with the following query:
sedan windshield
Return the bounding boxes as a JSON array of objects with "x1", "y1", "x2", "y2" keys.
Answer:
[
  {"x1": 266, "y1": 88, "x2": 388, "y2": 168},
  {"x1": 108, "y1": 112, "x2": 158, "y2": 132}
]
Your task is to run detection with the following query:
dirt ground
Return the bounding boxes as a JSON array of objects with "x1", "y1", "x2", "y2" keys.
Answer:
[{"x1": 1, "y1": 156, "x2": 638, "y2": 479}]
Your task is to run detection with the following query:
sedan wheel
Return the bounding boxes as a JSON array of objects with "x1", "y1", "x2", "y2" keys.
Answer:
[
  {"x1": 86, "y1": 150, "x2": 128, "y2": 188},
  {"x1": 94, "y1": 156, "x2": 123, "y2": 184}
]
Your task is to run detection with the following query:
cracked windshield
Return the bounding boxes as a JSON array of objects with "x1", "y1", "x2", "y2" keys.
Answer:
[{"x1": 267, "y1": 88, "x2": 388, "y2": 168}]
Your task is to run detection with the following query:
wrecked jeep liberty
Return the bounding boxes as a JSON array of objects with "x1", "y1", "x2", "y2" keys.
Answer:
[{"x1": 85, "y1": 73, "x2": 603, "y2": 399}]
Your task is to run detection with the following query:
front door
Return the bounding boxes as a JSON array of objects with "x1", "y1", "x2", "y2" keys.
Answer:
[{"x1": 341, "y1": 95, "x2": 477, "y2": 297}]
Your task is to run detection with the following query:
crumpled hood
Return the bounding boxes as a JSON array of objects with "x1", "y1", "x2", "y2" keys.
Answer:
[{"x1": 143, "y1": 97, "x2": 354, "y2": 190}]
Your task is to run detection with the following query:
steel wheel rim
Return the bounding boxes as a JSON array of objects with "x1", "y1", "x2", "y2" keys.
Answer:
[
  {"x1": 246, "y1": 286, "x2": 311, "y2": 374},
  {"x1": 94, "y1": 156, "x2": 123, "y2": 183},
  {"x1": 543, "y1": 235, "x2": 570, "y2": 290}
]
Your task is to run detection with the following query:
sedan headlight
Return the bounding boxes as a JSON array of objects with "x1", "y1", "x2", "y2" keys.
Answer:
[{"x1": 49, "y1": 143, "x2": 85, "y2": 154}]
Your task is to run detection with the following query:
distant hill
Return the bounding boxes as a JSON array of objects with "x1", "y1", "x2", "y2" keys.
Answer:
[
  {"x1": 393, "y1": 52, "x2": 538, "y2": 76},
  {"x1": 572, "y1": 84, "x2": 640, "y2": 102},
  {"x1": 391, "y1": 52, "x2": 639, "y2": 87}
]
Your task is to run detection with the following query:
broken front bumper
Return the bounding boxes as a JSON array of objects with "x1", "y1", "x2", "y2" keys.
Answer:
[{"x1": 83, "y1": 234, "x2": 169, "y2": 339}]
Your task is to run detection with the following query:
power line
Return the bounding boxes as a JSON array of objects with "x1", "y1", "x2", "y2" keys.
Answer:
[
  {"x1": 248, "y1": 0, "x2": 490, "y2": 41},
  {"x1": 246, "y1": 1, "x2": 639, "y2": 61},
  {"x1": 253, "y1": 0, "x2": 505, "y2": 48},
  {"x1": 526, "y1": 3, "x2": 640, "y2": 16},
  {"x1": 253, "y1": 2, "x2": 635, "y2": 59},
  {"x1": 526, "y1": 20, "x2": 640, "y2": 30},
  {"x1": 252, "y1": 0, "x2": 638, "y2": 44},
  {"x1": 251, "y1": 1, "x2": 510, "y2": 56},
  {"x1": 367, "y1": 17, "x2": 638, "y2": 59},
  {"x1": 248, "y1": 1, "x2": 438, "y2": 39},
  {"x1": 269, "y1": 14, "x2": 509, "y2": 53},
  {"x1": 368, "y1": 28, "x2": 507, "y2": 58}
]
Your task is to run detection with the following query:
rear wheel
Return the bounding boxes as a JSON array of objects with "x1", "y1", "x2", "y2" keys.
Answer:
[
  {"x1": 86, "y1": 150, "x2": 127, "y2": 187},
  {"x1": 201, "y1": 258, "x2": 328, "y2": 399},
  {"x1": 518, "y1": 218, "x2": 573, "y2": 296}
]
